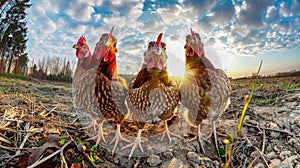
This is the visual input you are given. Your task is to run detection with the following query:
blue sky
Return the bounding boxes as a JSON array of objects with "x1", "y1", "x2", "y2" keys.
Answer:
[{"x1": 26, "y1": 0, "x2": 300, "y2": 78}]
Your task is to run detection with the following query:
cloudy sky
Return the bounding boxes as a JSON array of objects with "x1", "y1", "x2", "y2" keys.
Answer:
[{"x1": 27, "y1": 0, "x2": 300, "y2": 78}]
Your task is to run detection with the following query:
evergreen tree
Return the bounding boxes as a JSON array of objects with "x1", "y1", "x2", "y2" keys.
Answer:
[{"x1": 0, "y1": 0, "x2": 31, "y2": 74}]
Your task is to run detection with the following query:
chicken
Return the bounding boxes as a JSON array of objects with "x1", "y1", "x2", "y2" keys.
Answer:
[
  {"x1": 179, "y1": 29, "x2": 231, "y2": 153},
  {"x1": 72, "y1": 36, "x2": 104, "y2": 139},
  {"x1": 94, "y1": 27, "x2": 130, "y2": 155},
  {"x1": 123, "y1": 33, "x2": 181, "y2": 160}
]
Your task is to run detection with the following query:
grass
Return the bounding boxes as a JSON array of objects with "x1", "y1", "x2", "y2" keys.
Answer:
[
  {"x1": 280, "y1": 82, "x2": 299, "y2": 90},
  {"x1": 224, "y1": 60, "x2": 263, "y2": 168},
  {"x1": 1, "y1": 73, "x2": 30, "y2": 81}
]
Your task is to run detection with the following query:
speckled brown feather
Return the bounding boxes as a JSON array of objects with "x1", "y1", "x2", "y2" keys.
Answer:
[
  {"x1": 95, "y1": 66, "x2": 128, "y2": 124},
  {"x1": 127, "y1": 68, "x2": 179, "y2": 128},
  {"x1": 73, "y1": 66, "x2": 100, "y2": 118},
  {"x1": 180, "y1": 35, "x2": 231, "y2": 127},
  {"x1": 72, "y1": 39, "x2": 101, "y2": 121}
]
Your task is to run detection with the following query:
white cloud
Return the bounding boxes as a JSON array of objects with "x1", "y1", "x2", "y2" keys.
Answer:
[
  {"x1": 93, "y1": 14, "x2": 102, "y2": 22},
  {"x1": 279, "y1": 1, "x2": 291, "y2": 18},
  {"x1": 157, "y1": 5, "x2": 188, "y2": 26},
  {"x1": 137, "y1": 19, "x2": 167, "y2": 34},
  {"x1": 103, "y1": 15, "x2": 127, "y2": 28},
  {"x1": 237, "y1": 0, "x2": 274, "y2": 30},
  {"x1": 208, "y1": 1, "x2": 235, "y2": 27},
  {"x1": 266, "y1": 6, "x2": 277, "y2": 19},
  {"x1": 70, "y1": 25, "x2": 89, "y2": 36},
  {"x1": 65, "y1": 1, "x2": 95, "y2": 22},
  {"x1": 43, "y1": 19, "x2": 57, "y2": 34},
  {"x1": 26, "y1": 0, "x2": 300, "y2": 74}
]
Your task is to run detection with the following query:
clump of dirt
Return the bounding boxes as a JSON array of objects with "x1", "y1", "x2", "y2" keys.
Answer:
[{"x1": 0, "y1": 75, "x2": 300, "y2": 168}]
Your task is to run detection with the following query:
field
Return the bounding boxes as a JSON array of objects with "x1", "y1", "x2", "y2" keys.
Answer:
[{"x1": 0, "y1": 75, "x2": 300, "y2": 168}]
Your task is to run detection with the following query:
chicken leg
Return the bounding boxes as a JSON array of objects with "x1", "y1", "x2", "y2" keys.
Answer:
[
  {"x1": 80, "y1": 118, "x2": 98, "y2": 132},
  {"x1": 87, "y1": 120, "x2": 107, "y2": 145},
  {"x1": 121, "y1": 129, "x2": 144, "y2": 160},
  {"x1": 160, "y1": 120, "x2": 183, "y2": 143},
  {"x1": 189, "y1": 121, "x2": 221, "y2": 154},
  {"x1": 109, "y1": 124, "x2": 130, "y2": 155},
  {"x1": 189, "y1": 124, "x2": 207, "y2": 154}
]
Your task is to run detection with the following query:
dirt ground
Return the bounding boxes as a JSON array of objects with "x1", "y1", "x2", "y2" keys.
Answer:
[{"x1": 0, "y1": 75, "x2": 300, "y2": 168}]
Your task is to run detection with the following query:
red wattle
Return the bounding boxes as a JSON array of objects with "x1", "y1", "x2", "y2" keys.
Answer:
[
  {"x1": 103, "y1": 47, "x2": 111, "y2": 62},
  {"x1": 157, "y1": 57, "x2": 163, "y2": 69},
  {"x1": 76, "y1": 50, "x2": 80, "y2": 58},
  {"x1": 196, "y1": 47, "x2": 201, "y2": 56},
  {"x1": 148, "y1": 60, "x2": 154, "y2": 69}
]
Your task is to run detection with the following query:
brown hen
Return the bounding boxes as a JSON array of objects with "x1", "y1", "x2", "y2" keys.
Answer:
[
  {"x1": 94, "y1": 27, "x2": 130, "y2": 154},
  {"x1": 72, "y1": 36, "x2": 103, "y2": 137},
  {"x1": 179, "y1": 29, "x2": 231, "y2": 153},
  {"x1": 123, "y1": 33, "x2": 181, "y2": 160}
]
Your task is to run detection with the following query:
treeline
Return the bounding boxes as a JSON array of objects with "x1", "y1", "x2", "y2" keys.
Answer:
[
  {"x1": 235, "y1": 70, "x2": 300, "y2": 80},
  {"x1": 272, "y1": 71, "x2": 300, "y2": 78},
  {"x1": 29, "y1": 56, "x2": 75, "y2": 82}
]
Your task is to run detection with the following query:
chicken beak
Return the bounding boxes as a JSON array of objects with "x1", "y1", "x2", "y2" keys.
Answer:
[
  {"x1": 156, "y1": 46, "x2": 162, "y2": 55},
  {"x1": 96, "y1": 43, "x2": 111, "y2": 61},
  {"x1": 96, "y1": 27, "x2": 115, "y2": 61},
  {"x1": 73, "y1": 44, "x2": 79, "y2": 49}
]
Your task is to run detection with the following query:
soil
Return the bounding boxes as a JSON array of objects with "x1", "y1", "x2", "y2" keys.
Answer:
[{"x1": 0, "y1": 75, "x2": 300, "y2": 168}]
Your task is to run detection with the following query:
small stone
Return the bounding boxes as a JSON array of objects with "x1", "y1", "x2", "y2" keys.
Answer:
[
  {"x1": 269, "y1": 159, "x2": 281, "y2": 167},
  {"x1": 119, "y1": 156, "x2": 135, "y2": 168},
  {"x1": 273, "y1": 145, "x2": 281, "y2": 152},
  {"x1": 198, "y1": 157, "x2": 213, "y2": 166},
  {"x1": 187, "y1": 151, "x2": 199, "y2": 164},
  {"x1": 279, "y1": 150, "x2": 292, "y2": 160},
  {"x1": 250, "y1": 151, "x2": 259, "y2": 158},
  {"x1": 147, "y1": 154, "x2": 162, "y2": 167},
  {"x1": 281, "y1": 155, "x2": 298, "y2": 165},
  {"x1": 294, "y1": 115, "x2": 300, "y2": 127},
  {"x1": 212, "y1": 160, "x2": 220, "y2": 167},
  {"x1": 266, "y1": 144, "x2": 273, "y2": 152},
  {"x1": 161, "y1": 157, "x2": 185, "y2": 168},
  {"x1": 112, "y1": 156, "x2": 120, "y2": 164},
  {"x1": 146, "y1": 146, "x2": 154, "y2": 154},
  {"x1": 276, "y1": 106, "x2": 289, "y2": 113},
  {"x1": 163, "y1": 149, "x2": 174, "y2": 159},
  {"x1": 288, "y1": 137, "x2": 300, "y2": 150},
  {"x1": 254, "y1": 162, "x2": 264, "y2": 168},
  {"x1": 267, "y1": 152, "x2": 277, "y2": 160},
  {"x1": 269, "y1": 122, "x2": 280, "y2": 138},
  {"x1": 253, "y1": 107, "x2": 273, "y2": 115},
  {"x1": 291, "y1": 102, "x2": 298, "y2": 107}
]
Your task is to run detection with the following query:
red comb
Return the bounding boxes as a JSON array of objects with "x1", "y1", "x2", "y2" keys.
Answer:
[
  {"x1": 191, "y1": 28, "x2": 195, "y2": 36},
  {"x1": 108, "y1": 27, "x2": 114, "y2": 37},
  {"x1": 77, "y1": 36, "x2": 86, "y2": 45},
  {"x1": 156, "y1": 33, "x2": 163, "y2": 46}
]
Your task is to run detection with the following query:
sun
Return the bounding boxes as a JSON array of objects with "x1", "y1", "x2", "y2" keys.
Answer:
[
  {"x1": 167, "y1": 58, "x2": 185, "y2": 78},
  {"x1": 165, "y1": 40, "x2": 186, "y2": 78}
]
